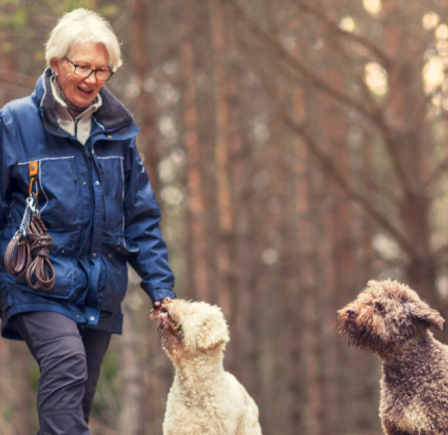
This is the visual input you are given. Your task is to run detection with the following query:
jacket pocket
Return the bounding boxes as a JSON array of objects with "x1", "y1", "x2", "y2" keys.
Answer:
[
  {"x1": 35, "y1": 156, "x2": 80, "y2": 233},
  {"x1": 1, "y1": 222, "x2": 78, "y2": 300},
  {"x1": 10, "y1": 251, "x2": 78, "y2": 300},
  {"x1": 99, "y1": 239, "x2": 137, "y2": 313},
  {"x1": 97, "y1": 156, "x2": 125, "y2": 236}
]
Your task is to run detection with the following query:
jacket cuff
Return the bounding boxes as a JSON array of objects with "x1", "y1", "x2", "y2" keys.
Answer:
[{"x1": 148, "y1": 288, "x2": 177, "y2": 304}]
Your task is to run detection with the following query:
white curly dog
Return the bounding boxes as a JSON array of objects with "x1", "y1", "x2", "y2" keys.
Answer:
[{"x1": 154, "y1": 298, "x2": 262, "y2": 435}]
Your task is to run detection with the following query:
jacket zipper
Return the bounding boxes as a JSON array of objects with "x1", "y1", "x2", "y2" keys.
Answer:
[{"x1": 9, "y1": 200, "x2": 14, "y2": 221}]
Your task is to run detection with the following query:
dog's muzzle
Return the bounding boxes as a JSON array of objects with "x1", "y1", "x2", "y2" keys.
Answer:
[
  {"x1": 345, "y1": 309, "x2": 358, "y2": 319},
  {"x1": 157, "y1": 309, "x2": 183, "y2": 348}
]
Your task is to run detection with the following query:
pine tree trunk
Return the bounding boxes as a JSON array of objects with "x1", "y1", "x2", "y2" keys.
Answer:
[{"x1": 180, "y1": 1, "x2": 209, "y2": 301}]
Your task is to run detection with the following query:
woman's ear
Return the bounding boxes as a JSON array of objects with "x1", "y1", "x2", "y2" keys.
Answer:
[{"x1": 51, "y1": 58, "x2": 60, "y2": 76}]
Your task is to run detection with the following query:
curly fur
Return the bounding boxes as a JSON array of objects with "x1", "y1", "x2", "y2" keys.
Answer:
[
  {"x1": 337, "y1": 279, "x2": 448, "y2": 435},
  {"x1": 156, "y1": 299, "x2": 262, "y2": 435}
]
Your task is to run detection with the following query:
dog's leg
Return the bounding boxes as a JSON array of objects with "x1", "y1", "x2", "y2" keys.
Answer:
[
  {"x1": 236, "y1": 418, "x2": 262, "y2": 435},
  {"x1": 236, "y1": 397, "x2": 263, "y2": 435}
]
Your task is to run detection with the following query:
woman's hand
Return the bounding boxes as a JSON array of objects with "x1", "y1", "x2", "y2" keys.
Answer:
[{"x1": 150, "y1": 297, "x2": 171, "y2": 320}]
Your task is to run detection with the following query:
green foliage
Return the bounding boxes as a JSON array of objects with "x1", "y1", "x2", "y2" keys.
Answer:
[
  {"x1": 12, "y1": 9, "x2": 26, "y2": 27},
  {"x1": 65, "y1": 0, "x2": 94, "y2": 13},
  {"x1": 101, "y1": 351, "x2": 119, "y2": 383},
  {"x1": 92, "y1": 351, "x2": 120, "y2": 424},
  {"x1": 99, "y1": 4, "x2": 120, "y2": 17},
  {"x1": 31, "y1": 359, "x2": 40, "y2": 391},
  {"x1": 34, "y1": 50, "x2": 45, "y2": 62},
  {"x1": 2, "y1": 406, "x2": 12, "y2": 422}
]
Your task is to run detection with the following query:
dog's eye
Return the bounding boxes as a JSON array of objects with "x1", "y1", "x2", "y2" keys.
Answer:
[{"x1": 375, "y1": 303, "x2": 386, "y2": 313}]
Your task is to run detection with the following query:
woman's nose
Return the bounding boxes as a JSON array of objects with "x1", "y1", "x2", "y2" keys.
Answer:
[{"x1": 84, "y1": 73, "x2": 98, "y2": 84}]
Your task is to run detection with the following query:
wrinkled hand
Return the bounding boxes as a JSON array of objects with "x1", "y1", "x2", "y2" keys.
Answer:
[{"x1": 150, "y1": 297, "x2": 171, "y2": 320}]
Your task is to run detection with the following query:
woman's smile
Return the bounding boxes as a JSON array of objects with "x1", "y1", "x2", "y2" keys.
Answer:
[{"x1": 51, "y1": 42, "x2": 109, "y2": 108}]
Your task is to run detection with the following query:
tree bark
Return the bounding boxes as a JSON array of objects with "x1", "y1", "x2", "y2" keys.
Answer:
[
  {"x1": 382, "y1": 0, "x2": 436, "y2": 306},
  {"x1": 180, "y1": 1, "x2": 209, "y2": 301},
  {"x1": 129, "y1": 0, "x2": 163, "y2": 201},
  {"x1": 117, "y1": 304, "x2": 143, "y2": 435},
  {"x1": 209, "y1": 0, "x2": 234, "y2": 312}
]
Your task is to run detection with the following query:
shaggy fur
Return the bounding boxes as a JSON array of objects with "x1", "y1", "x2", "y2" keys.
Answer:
[
  {"x1": 337, "y1": 279, "x2": 448, "y2": 435},
  {"x1": 155, "y1": 299, "x2": 262, "y2": 435}
]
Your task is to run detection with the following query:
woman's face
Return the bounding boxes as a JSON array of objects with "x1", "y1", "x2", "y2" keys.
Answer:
[{"x1": 51, "y1": 42, "x2": 109, "y2": 108}]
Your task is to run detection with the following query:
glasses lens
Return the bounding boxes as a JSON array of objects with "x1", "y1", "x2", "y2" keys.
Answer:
[
  {"x1": 96, "y1": 70, "x2": 112, "y2": 81},
  {"x1": 74, "y1": 65, "x2": 93, "y2": 78}
]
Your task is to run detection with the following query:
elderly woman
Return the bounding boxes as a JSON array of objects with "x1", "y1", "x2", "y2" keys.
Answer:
[{"x1": 0, "y1": 8, "x2": 176, "y2": 434}]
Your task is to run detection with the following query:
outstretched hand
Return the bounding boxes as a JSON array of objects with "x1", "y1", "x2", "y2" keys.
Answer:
[{"x1": 150, "y1": 297, "x2": 171, "y2": 320}]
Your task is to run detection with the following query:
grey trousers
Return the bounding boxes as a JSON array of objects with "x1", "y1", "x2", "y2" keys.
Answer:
[{"x1": 11, "y1": 311, "x2": 112, "y2": 435}]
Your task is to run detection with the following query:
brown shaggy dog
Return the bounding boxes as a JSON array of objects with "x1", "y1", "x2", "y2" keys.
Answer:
[{"x1": 337, "y1": 279, "x2": 448, "y2": 435}]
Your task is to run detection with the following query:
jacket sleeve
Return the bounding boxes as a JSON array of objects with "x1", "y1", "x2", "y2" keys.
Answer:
[
  {"x1": 123, "y1": 139, "x2": 176, "y2": 304},
  {"x1": 0, "y1": 116, "x2": 13, "y2": 228}
]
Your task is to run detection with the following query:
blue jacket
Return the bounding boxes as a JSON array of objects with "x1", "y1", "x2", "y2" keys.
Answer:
[{"x1": 0, "y1": 69, "x2": 176, "y2": 339}]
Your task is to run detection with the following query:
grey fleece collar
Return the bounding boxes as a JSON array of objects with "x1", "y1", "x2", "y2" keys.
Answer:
[
  {"x1": 50, "y1": 74, "x2": 103, "y2": 145},
  {"x1": 40, "y1": 67, "x2": 133, "y2": 133}
]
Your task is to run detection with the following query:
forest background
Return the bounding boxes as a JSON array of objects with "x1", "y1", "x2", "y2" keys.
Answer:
[{"x1": 1, "y1": 0, "x2": 448, "y2": 434}]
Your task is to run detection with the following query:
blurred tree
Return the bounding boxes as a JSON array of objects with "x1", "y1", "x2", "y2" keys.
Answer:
[{"x1": 180, "y1": 0, "x2": 210, "y2": 302}]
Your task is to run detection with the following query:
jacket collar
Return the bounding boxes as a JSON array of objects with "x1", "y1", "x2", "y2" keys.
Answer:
[{"x1": 32, "y1": 67, "x2": 135, "y2": 133}]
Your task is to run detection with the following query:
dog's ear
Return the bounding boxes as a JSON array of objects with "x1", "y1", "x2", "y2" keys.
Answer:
[
  {"x1": 197, "y1": 318, "x2": 230, "y2": 350},
  {"x1": 407, "y1": 302, "x2": 445, "y2": 331}
]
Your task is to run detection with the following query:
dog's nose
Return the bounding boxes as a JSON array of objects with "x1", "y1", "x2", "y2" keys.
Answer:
[{"x1": 346, "y1": 309, "x2": 358, "y2": 319}]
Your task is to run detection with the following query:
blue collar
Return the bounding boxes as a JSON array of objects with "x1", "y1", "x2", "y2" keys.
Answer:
[{"x1": 31, "y1": 67, "x2": 138, "y2": 137}]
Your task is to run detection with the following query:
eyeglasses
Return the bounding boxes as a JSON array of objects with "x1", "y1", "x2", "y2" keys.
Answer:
[{"x1": 64, "y1": 57, "x2": 113, "y2": 82}]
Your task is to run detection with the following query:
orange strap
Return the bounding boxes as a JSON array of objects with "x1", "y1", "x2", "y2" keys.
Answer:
[
  {"x1": 29, "y1": 161, "x2": 38, "y2": 176},
  {"x1": 29, "y1": 161, "x2": 38, "y2": 195}
]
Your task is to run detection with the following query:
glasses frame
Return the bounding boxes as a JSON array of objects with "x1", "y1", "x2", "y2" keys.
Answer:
[{"x1": 63, "y1": 57, "x2": 114, "y2": 82}]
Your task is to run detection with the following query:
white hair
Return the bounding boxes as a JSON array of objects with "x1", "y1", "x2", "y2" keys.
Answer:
[{"x1": 45, "y1": 8, "x2": 122, "y2": 72}]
